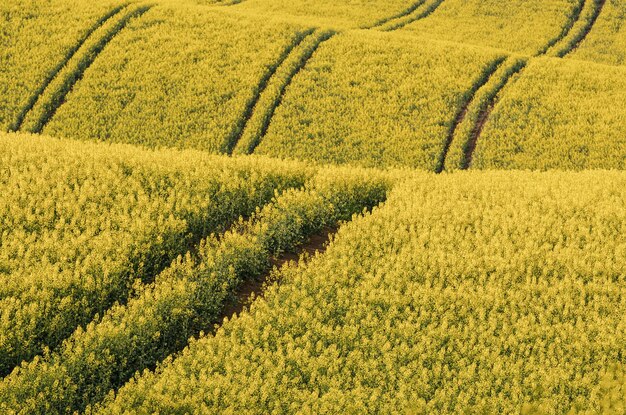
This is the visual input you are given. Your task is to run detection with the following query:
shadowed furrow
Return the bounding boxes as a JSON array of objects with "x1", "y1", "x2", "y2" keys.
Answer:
[
  {"x1": 233, "y1": 29, "x2": 336, "y2": 155},
  {"x1": 362, "y1": 0, "x2": 426, "y2": 29},
  {"x1": 7, "y1": 4, "x2": 127, "y2": 132},
  {"x1": 225, "y1": 29, "x2": 315, "y2": 154},
  {"x1": 550, "y1": 0, "x2": 608, "y2": 57},
  {"x1": 436, "y1": 56, "x2": 507, "y2": 173},
  {"x1": 19, "y1": 4, "x2": 153, "y2": 134},
  {"x1": 378, "y1": 0, "x2": 445, "y2": 32}
]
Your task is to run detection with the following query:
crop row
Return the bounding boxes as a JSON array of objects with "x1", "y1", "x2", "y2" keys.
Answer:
[
  {"x1": 96, "y1": 171, "x2": 626, "y2": 414},
  {"x1": 0, "y1": 160, "x2": 390, "y2": 414},
  {"x1": 0, "y1": 132, "x2": 311, "y2": 376}
]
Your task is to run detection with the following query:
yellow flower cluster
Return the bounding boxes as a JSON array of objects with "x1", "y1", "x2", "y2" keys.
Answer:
[
  {"x1": 97, "y1": 171, "x2": 626, "y2": 414},
  {"x1": 0, "y1": 164, "x2": 391, "y2": 415},
  {"x1": 43, "y1": 3, "x2": 311, "y2": 153},
  {"x1": 472, "y1": 57, "x2": 626, "y2": 170},
  {"x1": 0, "y1": 132, "x2": 310, "y2": 376},
  {"x1": 255, "y1": 30, "x2": 502, "y2": 170},
  {"x1": 398, "y1": 0, "x2": 581, "y2": 55}
]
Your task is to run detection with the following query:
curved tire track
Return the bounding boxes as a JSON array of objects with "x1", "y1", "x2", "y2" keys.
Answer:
[
  {"x1": 8, "y1": 5, "x2": 127, "y2": 132},
  {"x1": 19, "y1": 4, "x2": 153, "y2": 134},
  {"x1": 229, "y1": 30, "x2": 335, "y2": 155},
  {"x1": 436, "y1": 57, "x2": 506, "y2": 173}
]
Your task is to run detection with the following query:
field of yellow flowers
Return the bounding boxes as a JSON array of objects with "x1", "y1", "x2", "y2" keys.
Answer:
[{"x1": 1, "y1": 0, "x2": 625, "y2": 413}]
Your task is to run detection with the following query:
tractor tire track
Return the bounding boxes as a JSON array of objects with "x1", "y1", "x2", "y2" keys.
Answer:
[
  {"x1": 436, "y1": 56, "x2": 506, "y2": 173},
  {"x1": 554, "y1": 0, "x2": 607, "y2": 57},
  {"x1": 225, "y1": 29, "x2": 314, "y2": 154},
  {"x1": 461, "y1": 60, "x2": 527, "y2": 169},
  {"x1": 451, "y1": 0, "x2": 604, "y2": 170},
  {"x1": 8, "y1": 4, "x2": 127, "y2": 132},
  {"x1": 378, "y1": 0, "x2": 445, "y2": 32},
  {"x1": 537, "y1": 0, "x2": 586, "y2": 55},
  {"x1": 362, "y1": 0, "x2": 427, "y2": 29},
  {"x1": 229, "y1": 29, "x2": 335, "y2": 155},
  {"x1": 19, "y1": 4, "x2": 153, "y2": 134}
]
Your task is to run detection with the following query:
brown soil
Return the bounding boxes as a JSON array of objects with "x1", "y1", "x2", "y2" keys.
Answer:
[{"x1": 217, "y1": 226, "x2": 336, "y2": 322}]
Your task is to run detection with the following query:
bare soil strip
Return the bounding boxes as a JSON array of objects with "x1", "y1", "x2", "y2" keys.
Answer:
[
  {"x1": 218, "y1": 227, "x2": 335, "y2": 323},
  {"x1": 436, "y1": 57, "x2": 506, "y2": 173}
]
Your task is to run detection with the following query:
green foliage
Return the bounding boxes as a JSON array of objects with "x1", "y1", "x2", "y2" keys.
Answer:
[
  {"x1": 472, "y1": 57, "x2": 626, "y2": 170},
  {"x1": 255, "y1": 31, "x2": 503, "y2": 170},
  {"x1": 97, "y1": 171, "x2": 626, "y2": 414},
  {"x1": 43, "y1": 4, "x2": 312, "y2": 153},
  {"x1": 0, "y1": 132, "x2": 310, "y2": 375},
  {"x1": 400, "y1": 0, "x2": 581, "y2": 55}
]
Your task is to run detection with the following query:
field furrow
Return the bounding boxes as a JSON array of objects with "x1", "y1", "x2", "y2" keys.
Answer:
[
  {"x1": 3, "y1": 1, "x2": 626, "y2": 412},
  {"x1": 40, "y1": 4, "x2": 312, "y2": 153},
  {"x1": 536, "y1": 0, "x2": 586, "y2": 55},
  {"x1": 435, "y1": 56, "x2": 506, "y2": 173},
  {"x1": 470, "y1": 58, "x2": 626, "y2": 170},
  {"x1": 226, "y1": 29, "x2": 317, "y2": 154},
  {"x1": 0, "y1": 0, "x2": 128, "y2": 131},
  {"x1": 254, "y1": 31, "x2": 504, "y2": 170},
  {"x1": 362, "y1": 0, "x2": 426, "y2": 29},
  {"x1": 0, "y1": 133, "x2": 310, "y2": 377},
  {"x1": 399, "y1": 0, "x2": 581, "y2": 55},
  {"x1": 96, "y1": 171, "x2": 626, "y2": 414},
  {"x1": 567, "y1": 0, "x2": 626, "y2": 66},
  {"x1": 233, "y1": 30, "x2": 335, "y2": 155},
  {"x1": 0, "y1": 170, "x2": 389, "y2": 414},
  {"x1": 445, "y1": 57, "x2": 528, "y2": 171},
  {"x1": 19, "y1": 4, "x2": 152, "y2": 135},
  {"x1": 377, "y1": 0, "x2": 446, "y2": 32},
  {"x1": 548, "y1": 0, "x2": 608, "y2": 57}
]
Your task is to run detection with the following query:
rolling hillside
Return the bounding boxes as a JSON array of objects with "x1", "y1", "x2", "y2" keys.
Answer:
[{"x1": 1, "y1": 0, "x2": 626, "y2": 413}]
